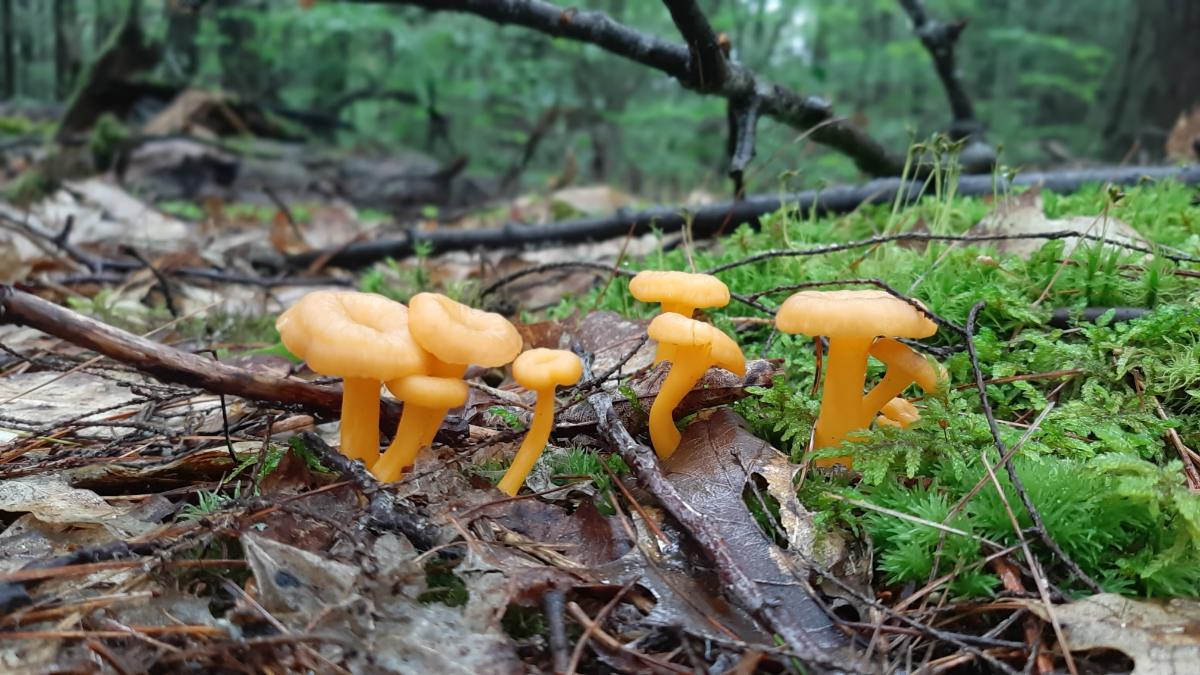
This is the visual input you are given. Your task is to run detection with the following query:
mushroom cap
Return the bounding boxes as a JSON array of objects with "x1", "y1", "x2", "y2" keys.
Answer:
[
  {"x1": 870, "y1": 338, "x2": 946, "y2": 393},
  {"x1": 513, "y1": 348, "x2": 583, "y2": 391},
  {"x1": 880, "y1": 397, "x2": 920, "y2": 425},
  {"x1": 776, "y1": 290, "x2": 937, "y2": 339},
  {"x1": 276, "y1": 291, "x2": 427, "y2": 380},
  {"x1": 647, "y1": 313, "x2": 746, "y2": 376},
  {"x1": 408, "y1": 293, "x2": 522, "y2": 368},
  {"x1": 386, "y1": 375, "x2": 469, "y2": 409},
  {"x1": 629, "y1": 270, "x2": 730, "y2": 310}
]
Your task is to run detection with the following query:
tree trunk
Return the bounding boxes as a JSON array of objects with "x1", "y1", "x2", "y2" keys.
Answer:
[
  {"x1": 1100, "y1": 0, "x2": 1200, "y2": 158},
  {"x1": 53, "y1": 0, "x2": 80, "y2": 99},
  {"x1": 1, "y1": 0, "x2": 13, "y2": 99}
]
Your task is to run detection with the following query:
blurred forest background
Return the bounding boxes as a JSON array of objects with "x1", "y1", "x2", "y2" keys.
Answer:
[{"x1": 2, "y1": 0, "x2": 1197, "y2": 201}]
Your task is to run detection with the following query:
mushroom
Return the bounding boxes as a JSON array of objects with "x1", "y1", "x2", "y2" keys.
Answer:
[
  {"x1": 875, "y1": 397, "x2": 920, "y2": 429},
  {"x1": 861, "y1": 338, "x2": 946, "y2": 416},
  {"x1": 775, "y1": 289, "x2": 936, "y2": 467},
  {"x1": 496, "y1": 348, "x2": 583, "y2": 496},
  {"x1": 276, "y1": 291, "x2": 426, "y2": 464},
  {"x1": 373, "y1": 375, "x2": 469, "y2": 481},
  {"x1": 629, "y1": 270, "x2": 731, "y2": 363},
  {"x1": 646, "y1": 312, "x2": 746, "y2": 459},
  {"x1": 372, "y1": 292, "x2": 522, "y2": 481}
]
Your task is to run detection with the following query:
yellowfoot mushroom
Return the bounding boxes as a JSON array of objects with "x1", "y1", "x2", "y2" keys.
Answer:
[
  {"x1": 875, "y1": 397, "x2": 921, "y2": 429},
  {"x1": 373, "y1": 292, "x2": 522, "y2": 482},
  {"x1": 861, "y1": 338, "x2": 946, "y2": 416},
  {"x1": 373, "y1": 375, "x2": 469, "y2": 481},
  {"x1": 629, "y1": 270, "x2": 731, "y2": 363},
  {"x1": 775, "y1": 289, "x2": 937, "y2": 467},
  {"x1": 647, "y1": 313, "x2": 746, "y2": 459},
  {"x1": 276, "y1": 291, "x2": 426, "y2": 464},
  {"x1": 496, "y1": 348, "x2": 583, "y2": 496}
]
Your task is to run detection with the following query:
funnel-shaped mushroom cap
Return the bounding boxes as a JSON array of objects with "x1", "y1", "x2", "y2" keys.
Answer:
[
  {"x1": 408, "y1": 293, "x2": 522, "y2": 367},
  {"x1": 776, "y1": 290, "x2": 936, "y2": 339},
  {"x1": 629, "y1": 271, "x2": 730, "y2": 310},
  {"x1": 880, "y1": 397, "x2": 920, "y2": 426},
  {"x1": 870, "y1": 338, "x2": 946, "y2": 393},
  {"x1": 513, "y1": 349, "x2": 583, "y2": 391},
  {"x1": 276, "y1": 291, "x2": 427, "y2": 379},
  {"x1": 647, "y1": 313, "x2": 746, "y2": 377},
  {"x1": 386, "y1": 375, "x2": 469, "y2": 409}
]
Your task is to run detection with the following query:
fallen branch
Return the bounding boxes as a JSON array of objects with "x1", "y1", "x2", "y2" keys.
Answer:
[
  {"x1": 274, "y1": 164, "x2": 1200, "y2": 270},
  {"x1": 355, "y1": 0, "x2": 903, "y2": 176},
  {"x1": 581, "y1": 358, "x2": 866, "y2": 673},
  {"x1": 897, "y1": 0, "x2": 979, "y2": 138},
  {"x1": 0, "y1": 285, "x2": 402, "y2": 431}
]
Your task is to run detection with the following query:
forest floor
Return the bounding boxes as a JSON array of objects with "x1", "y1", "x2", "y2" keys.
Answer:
[{"x1": 0, "y1": 169, "x2": 1198, "y2": 674}]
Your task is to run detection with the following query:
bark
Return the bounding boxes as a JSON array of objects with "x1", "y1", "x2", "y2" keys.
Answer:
[
  {"x1": 350, "y1": 0, "x2": 906, "y2": 176},
  {"x1": 272, "y1": 164, "x2": 1200, "y2": 270}
]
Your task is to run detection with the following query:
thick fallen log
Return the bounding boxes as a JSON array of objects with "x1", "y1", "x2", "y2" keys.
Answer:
[{"x1": 277, "y1": 164, "x2": 1200, "y2": 271}]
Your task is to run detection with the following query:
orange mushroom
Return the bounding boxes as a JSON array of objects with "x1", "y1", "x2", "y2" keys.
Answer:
[
  {"x1": 646, "y1": 313, "x2": 746, "y2": 459},
  {"x1": 775, "y1": 290, "x2": 937, "y2": 467},
  {"x1": 372, "y1": 293, "x2": 522, "y2": 481},
  {"x1": 496, "y1": 349, "x2": 583, "y2": 496},
  {"x1": 875, "y1": 397, "x2": 921, "y2": 429},
  {"x1": 629, "y1": 271, "x2": 731, "y2": 363},
  {"x1": 861, "y1": 338, "x2": 946, "y2": 416},
  {"x1": 276, "y1": 291, "x2": 426, "y2": 464},
  {"x1": 373, "y1": 375, "x2": 469, "y2": 481}
]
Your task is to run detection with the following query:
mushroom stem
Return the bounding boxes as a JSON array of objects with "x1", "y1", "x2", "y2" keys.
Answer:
[
  {"x1": 339, "y1": 377, "x2": 381, "y2": 463},
  {"x1": 497, "y1": 392, "x2": 555, "y2": 496},
  {"x1": 813, "y1": 336, "x2": 874, "y2": 463},
  {"x1": 417, "y1": 359, "x2": 469, "y2": 448},
  {"x1": 862, "y1": 370, "x2": 917, "y2": 422},
  {"x1": 648, "y1": 348, "x2": 710, "y2": 459},
  {"x1": 373, "y1": 403, "x2": 432, "y2": 482},
  {"x1": 661, "y1": 302, "x2": 695, "y2": 317}
]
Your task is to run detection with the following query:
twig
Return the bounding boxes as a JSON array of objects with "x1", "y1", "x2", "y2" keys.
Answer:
[
  {"x1": 0, "y1": 286, "x2": 404, "y2": 431},
  {"x1": 727, "y1": 94, "x2": 761, "y2": 196},
  {"x1": 119, "y1": 245, "x2": 179, "y2": 317},
  {"x1": 360, "y1": 0, "x2": 903, "y2": 176},
  {"x1": 580, "y1": 359, "x2": 863, "y2": 672},
  {"x1": 543, "y1": 589, "x2": 570, "y2": 674},
  {"x1": 964, "y1": 302, "x2": 1102, "y2": 597},
  {"x1": 272, "y1": 164, "x2": 1200, "y2": 269},
  {"x1": 295, "y1": 432, "x2": 438, "y2": 549},
  {"x1": 896, "y1": 0, "x2": 979, "y2": 139},
  {"x1": 662, "y1": 0, "x2": 728, "y2": 90}
]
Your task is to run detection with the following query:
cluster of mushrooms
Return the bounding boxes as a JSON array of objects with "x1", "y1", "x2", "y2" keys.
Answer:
[{"x1": 276, "y1": 273, "x2": 945, "y2": 493}]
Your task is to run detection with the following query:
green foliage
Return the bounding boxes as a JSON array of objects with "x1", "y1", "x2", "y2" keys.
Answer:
[
  {"x1": 556, "y1": 178, "x2": 1200, "y2": 598},
  {"x1": 88, "y1": 113, "x2": 129, "y2": 172},
  {"x1": 546, "y1": 447, "x2": 629, "y2": 494}
]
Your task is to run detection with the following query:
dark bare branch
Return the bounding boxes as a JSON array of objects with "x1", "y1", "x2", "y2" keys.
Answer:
[
  {"x1": 897, "y1": 0, "x2": 978, "y2": 137},
  {"x1": 0, "y1": 285, "x2": 402, "y2": 431},
  {"x1": 727, "y1": 94, "x2": 761, "y2": 196},
  {"x1": 661, "y1": 0, "x2": 728, "y2": 90},
  {"x1": 270, "y1": 164, "x2": 1200, "y2": 270},
  {"x1": 352, "y1": 0, "x2": 904, "y2": 176}
]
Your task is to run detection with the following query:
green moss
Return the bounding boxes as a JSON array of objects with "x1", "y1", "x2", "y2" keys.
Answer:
[{"x1": 549, "y1": 175, "x2": 1200, "y2": 599}]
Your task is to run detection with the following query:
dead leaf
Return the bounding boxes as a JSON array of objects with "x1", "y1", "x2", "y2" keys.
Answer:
[
  {"x1": 662, "y1": 409, "x2": 845, "y2": 648},
  {"x1": 1166, "y1": 108, "x2": 1200, "y2": 161},
  {"x1": 1020, "y1": 593, "x2": 1200, "y2": 674},
  {"x1": 0, "y1": 473, "x2": 158, "y2": 538},
  {"x1": 967, "y1": 190, "x2": 1146, "y2": 259},
  {"x1": 0, "y1": 371, "x2": 144, "y2": 440}
]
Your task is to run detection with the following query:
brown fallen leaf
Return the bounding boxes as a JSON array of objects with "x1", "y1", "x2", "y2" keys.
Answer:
[
  {"x1": 967, "y1": 190, "x2": 1147, "y2": 259},
  {"x1": 1019, "y1": 593, "x2": 1200, "y2": 675},
  {"x1": 662, "y1": 408, "x2": 845, "y2": 648}
]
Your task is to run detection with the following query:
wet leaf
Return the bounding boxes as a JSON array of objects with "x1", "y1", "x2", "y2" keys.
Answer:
[
  {"x1": 968, "y1": 190, "x2": 1146, "y2": 259},
  {"x1": 1020, "y1": 593, "x2": 1200, "y2": 675},
  {"x1": 662, "y1": 408, "x2": 844, "y2": 648},
  {"x1": 0, "y1": 473, "x2": 158, "y2": 537}
]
